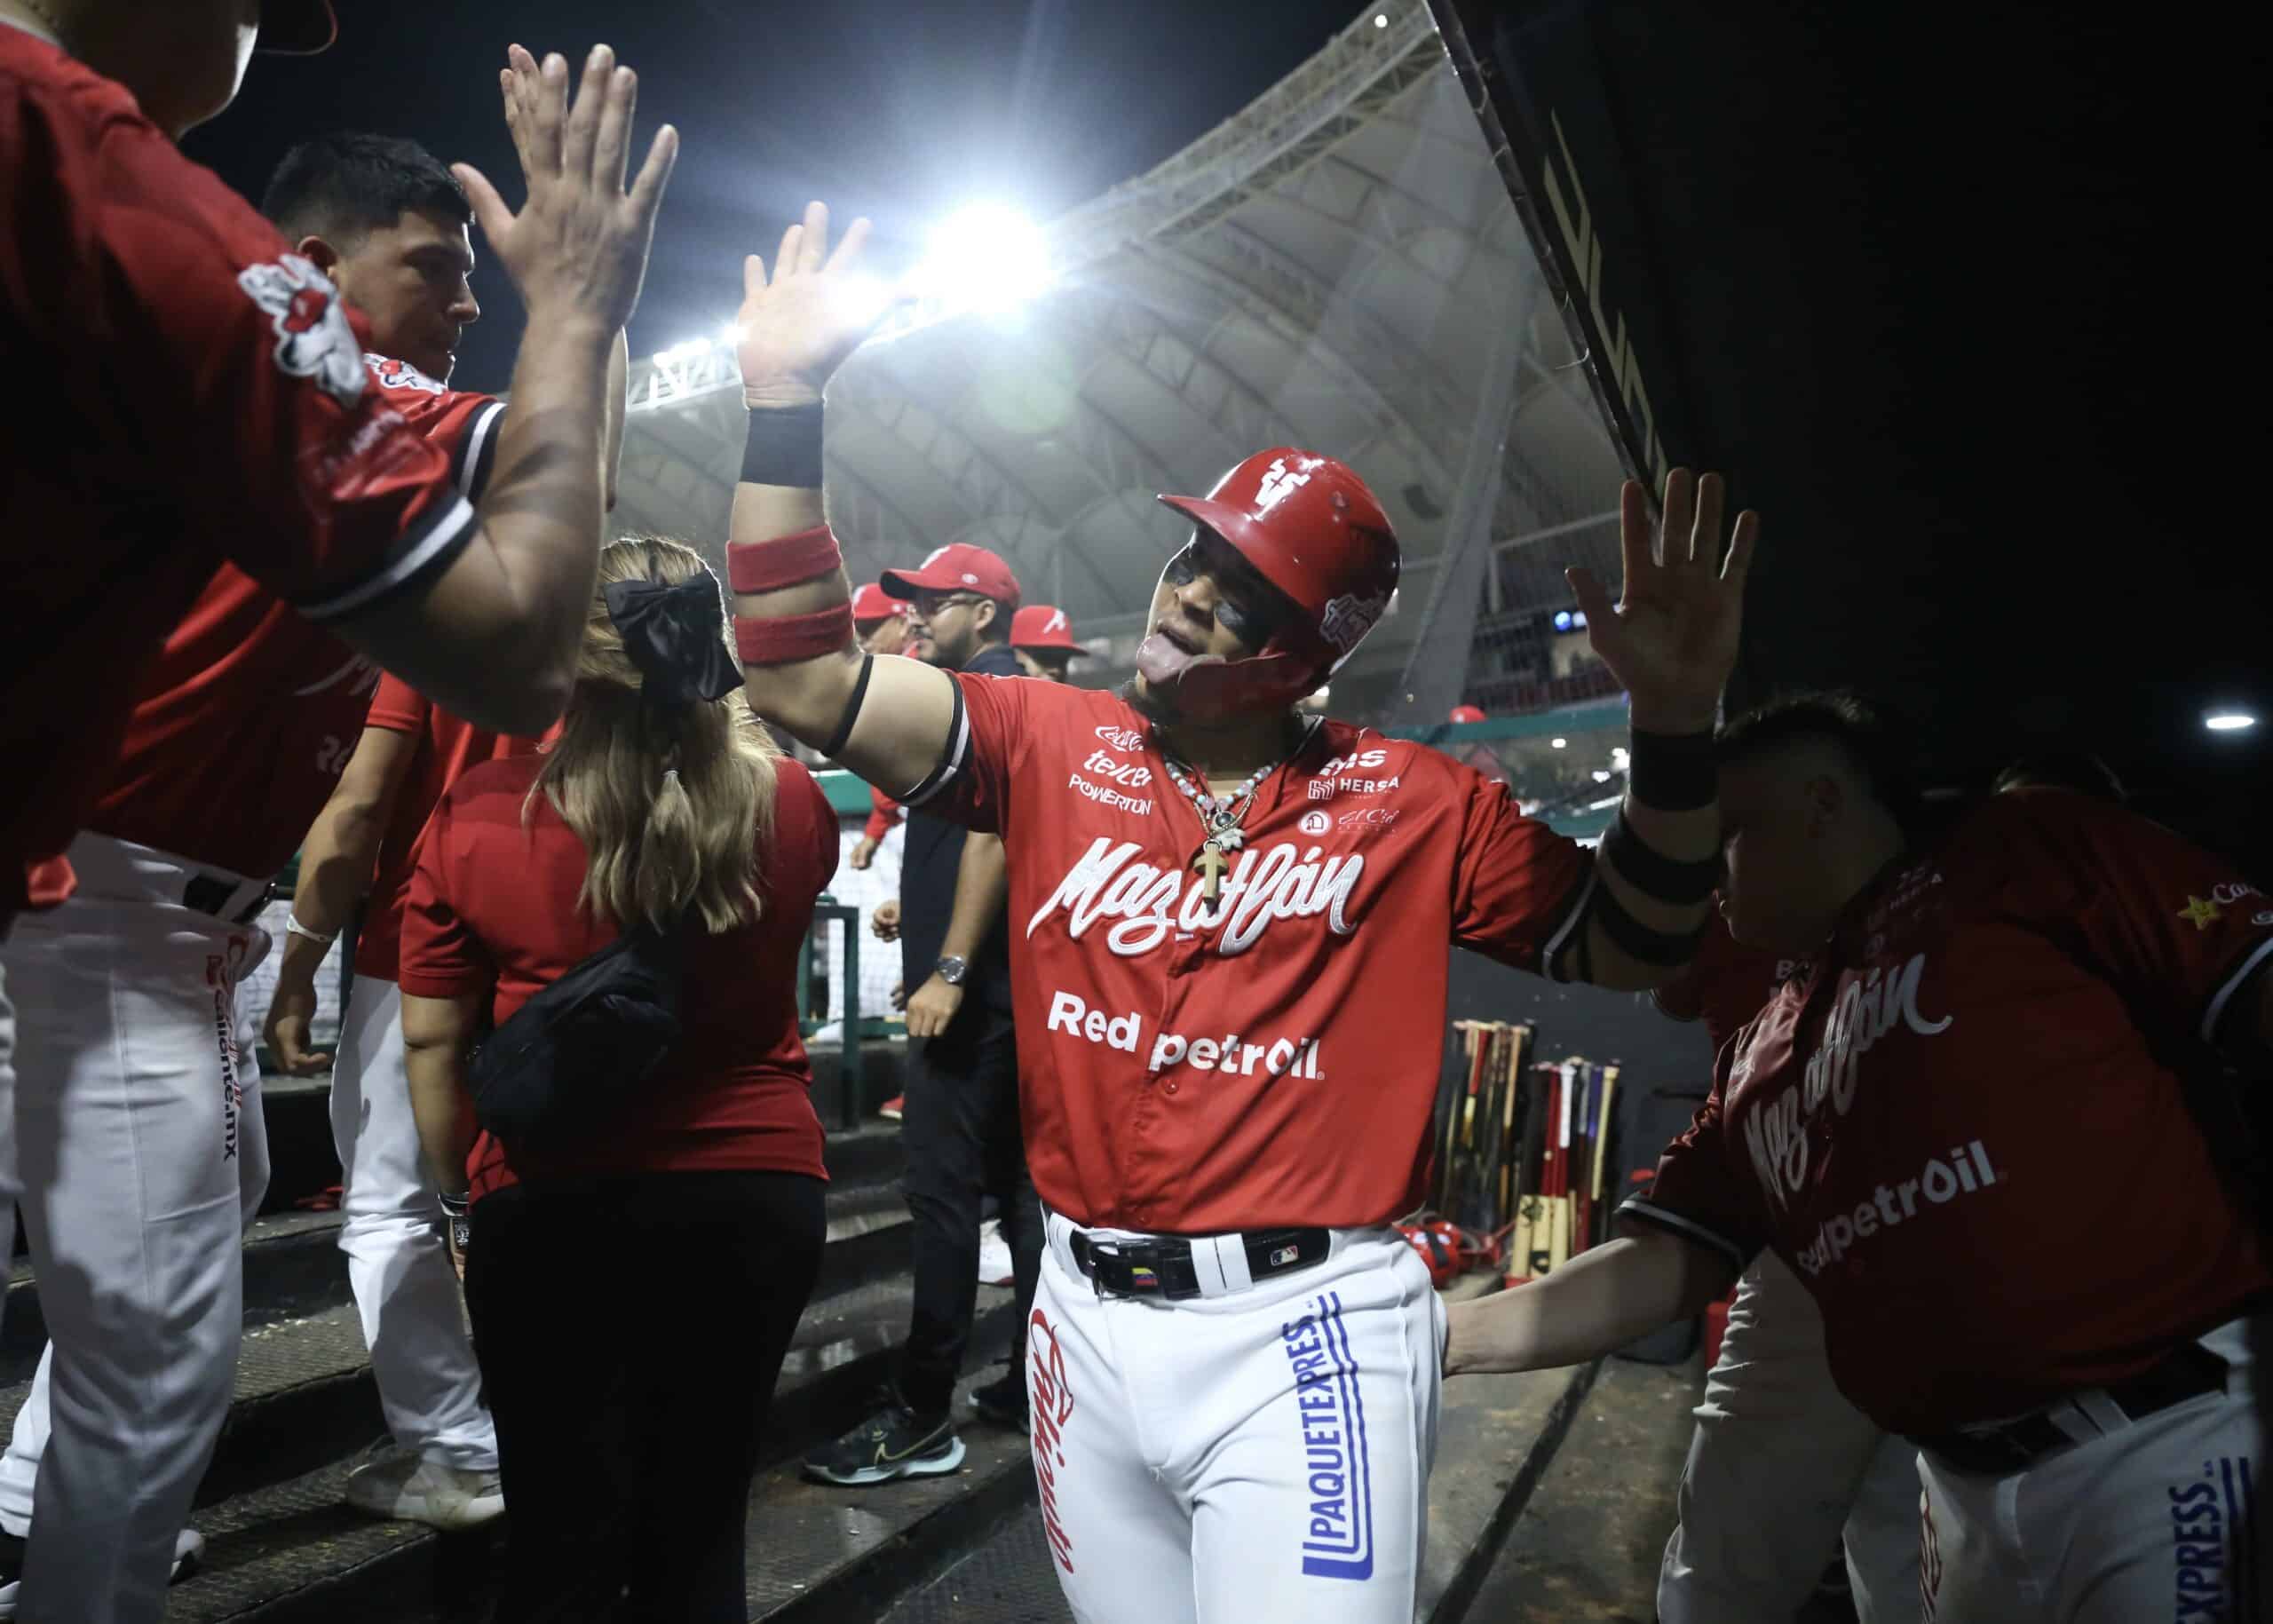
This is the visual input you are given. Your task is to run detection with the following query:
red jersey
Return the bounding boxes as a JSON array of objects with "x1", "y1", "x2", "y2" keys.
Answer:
[
  {"x1": 353, "y1": 673, "x2": 552, "y2": 983},
  {"x1": 2, "y1": 29, "x2": 480, "y2": 917},
  {"x1": 863, "y1": 785, "x2": 901, "y2": 845},
  {"x1": 399, "y1": 752, "x2": 836, "y2": 1200},
  {"x1": 912, "y1": 674, "x2": 1593, "y2": 1233},
  {"x1": 87, "y1": 360, "x2": 504, "y2": 878},
  {"x1": 1622, "y1": 788, "x2": 2273, "y2": 1436},
  {"x1": 1651, "y1": 920, "x2": 1806, "y2": 1058}
]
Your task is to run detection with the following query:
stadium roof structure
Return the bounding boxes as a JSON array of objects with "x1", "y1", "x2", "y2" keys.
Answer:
[{"x1": 612, "y1": 4, "x2": 1629, "y2": 726}]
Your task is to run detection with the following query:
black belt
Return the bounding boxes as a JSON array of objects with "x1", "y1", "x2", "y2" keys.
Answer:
[
  {"x1": 1913, "y1": 1341, "x2": 2229, "y2": 1475},
  {"x1": 182, "y1": 874, "x2": 276, "y2": 927},
  {"x1": 1069, "y1": 1225, "x2": 1330, "y2": 1301}
]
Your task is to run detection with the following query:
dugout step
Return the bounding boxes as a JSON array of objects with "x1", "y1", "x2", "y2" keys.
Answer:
[
  {"x1": 823, "y1": 1118, "x2": 908, "y2": 1188},
  {"x1": 0, "y1": 1186, "x2": 968, "y2": 1513},
  {"x1": 147, "y1": 1280, "x2": 1018, "y2": 1621},
  {"x1": 0, "y1": 1208, "x2": 351, "y2": 1386}
]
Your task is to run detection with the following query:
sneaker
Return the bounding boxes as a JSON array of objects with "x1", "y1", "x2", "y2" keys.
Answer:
[
  {"x1": 345, "y1": 1443, "x2": 505, "y2": 1531},
  {"x1": 0, "y1": 1527, "x2": 202, "y2": 1616},
  {"x1": 879, "y1": 1096, "x2": 906, "y2": 1121},
  {"x1": 803, "y1": 1398, "x2": 964, "y2": 1485},
  {"x1": 971, "y1": 1369, "x2": 1029, "y2": 1433},
  {"x1": 977, "y1": 1217, "x2": 1015, "y2": 1287}
]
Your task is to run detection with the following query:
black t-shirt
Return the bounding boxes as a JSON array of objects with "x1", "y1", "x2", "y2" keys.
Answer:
[{"x1": 901, "y1": 642, "x2": 1019, "y2": 1031}]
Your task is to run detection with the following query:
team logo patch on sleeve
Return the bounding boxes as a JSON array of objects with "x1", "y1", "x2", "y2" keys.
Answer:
[
  {"x1": 1281, "y1": 1294, "x2": 1376, "y2": 1580},
  {"x1": 237, "y1": 255, "x2": 367, "y2": 406}
]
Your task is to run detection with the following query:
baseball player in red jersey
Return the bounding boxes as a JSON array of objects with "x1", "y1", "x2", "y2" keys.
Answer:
[
  {"x1": 711, "y1": 202, "x2": 1754, "y2": 1620},
  {"x1": 263, "y1": 671, "x2": 557, "y2": 1530},
  {"x1": 0, "y1": 12, "x2": 677, "y2": 929},
  {"x1": 0, "y1": 115, "x2": 610, "y2": 1611},
  {"x1": 848, "y1": 581, "x2": 923, "y2": 873},
  {"x1": 1447, "y1": 692, "x2": 2273, "y2": 1621},
  {"x1": 1651, "y1": 915, "x2": 1924, "y2": 1624},
  {"x1": 0, "y1": 38, "x2": 674, "y2": 1600}
]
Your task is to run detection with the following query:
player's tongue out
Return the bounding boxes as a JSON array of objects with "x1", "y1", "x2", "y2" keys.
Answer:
[{"x1": 1136, "y1": 629, "x2": 1224, "y2": 689}]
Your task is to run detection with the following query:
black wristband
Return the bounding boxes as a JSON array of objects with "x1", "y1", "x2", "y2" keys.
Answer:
[
  {"x1": 1601, "y1": 809, "x2": 1721, "y2": 905},
  {"x1": 741, "y1": 402, "x2": 826, "y2": 489},
  {"x1": 1627, "y1": 728, "x2": 1717, "y2": 812},
  {"x1": 820, "y1": 654, "x2": 874, "y2": 760},
  {"x1": 1590, "y1": 878, "x2": 1714, "y2": 966}
]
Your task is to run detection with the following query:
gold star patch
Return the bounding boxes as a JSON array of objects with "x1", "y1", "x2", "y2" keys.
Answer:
[{"x1": 2177, "y1": 895, "x2": 2223, "y2": 931}]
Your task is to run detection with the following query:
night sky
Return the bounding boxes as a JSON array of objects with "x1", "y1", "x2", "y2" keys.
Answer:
[{"x1": 186, "y1": 0, "x2": 1357, "y2": 392}]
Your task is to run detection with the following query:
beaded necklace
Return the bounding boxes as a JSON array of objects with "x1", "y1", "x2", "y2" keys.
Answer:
[{"x1": 1154, "y1": 717, "x2": 1317, "y2": 904}]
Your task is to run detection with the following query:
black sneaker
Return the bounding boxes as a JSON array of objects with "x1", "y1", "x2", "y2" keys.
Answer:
[
  {"x1": 803, "y1": 1400, "x2": 965, "y2": 1485},
  {"x1": 971, "y1": 1369, "x2": 1029, "y2": 1433}
]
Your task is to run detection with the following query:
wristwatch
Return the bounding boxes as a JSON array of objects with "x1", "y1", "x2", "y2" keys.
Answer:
[{"x1": 935, "y1": 955, "x2": 970, "y2": 987}]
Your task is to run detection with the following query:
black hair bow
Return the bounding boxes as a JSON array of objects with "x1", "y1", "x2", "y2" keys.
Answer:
[{"x1": 602, "y1": 573, "x2": 741, "y2": 709}]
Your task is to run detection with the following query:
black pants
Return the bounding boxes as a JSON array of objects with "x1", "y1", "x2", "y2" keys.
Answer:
[
  {"x1": 899, "y1": 1018, "x2": 1043, "y2": 1416},
  {"x1": 465, "y1": 1169, "x2": 825, "y2": 1622}
]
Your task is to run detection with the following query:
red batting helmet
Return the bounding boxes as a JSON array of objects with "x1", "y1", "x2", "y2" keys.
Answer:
[
  {"x1": 258, "y1": 0, "x2": 338, "y2": 55},
  {"x1": 1010, "y1": 605, "x2": 1083, "y2": 653},
  {"x1": 1145, "y1": 448, "x2": 1399, "y2": 718}
]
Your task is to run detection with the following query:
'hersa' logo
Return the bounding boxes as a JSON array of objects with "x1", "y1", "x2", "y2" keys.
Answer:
[
  {"x1": 365, "y1": 353, "x2": 447, "y2": 395},
  {"x1": 238, "y1": 256, "x2": 366, "y2": 406}
]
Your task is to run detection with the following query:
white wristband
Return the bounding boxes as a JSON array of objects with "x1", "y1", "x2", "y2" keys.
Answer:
[{"x1": 284, "y1": 916, "x2": 337, "y2": 947}]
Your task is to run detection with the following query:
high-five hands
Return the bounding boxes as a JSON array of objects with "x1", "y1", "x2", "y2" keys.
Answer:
[
  {"x1": 735, "y1": 201, "x2": 901, "y2": 410},
  {"x1": 1566, "y1": 470, "x2": 1758, "y2": 734},
  {"x1": 455, "y1": 43, "x2": 679, "y2": 336}
]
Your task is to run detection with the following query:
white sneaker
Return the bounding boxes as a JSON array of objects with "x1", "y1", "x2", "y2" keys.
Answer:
[
  {"x1": 345, "y1": 1444, "x2": 504, "y2": 1531},
  {"x1": 0, "y1": 1527, "x2": 201, "y2": 1617},
  {"x1": 978, "y1": 1217, "x2": 1015, "y2": 1287}
]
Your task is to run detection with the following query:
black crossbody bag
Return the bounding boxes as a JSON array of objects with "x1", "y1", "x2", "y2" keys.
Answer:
[{"x1": 466, "y1": 921, "x2": 687, "y2": 1158}]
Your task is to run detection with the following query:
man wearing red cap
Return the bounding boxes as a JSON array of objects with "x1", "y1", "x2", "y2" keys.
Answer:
[
  {"x1": 804, "y1": 541, "x2": 1046, "y2": 1479},
  {"x1": 848, "y1": 583, "x2": 923, "y2": 874},
  {"x1": 1010, "y1": 605, "x2": 1088, "y2": 683},
  {"x1": 725, "y1": 202, "x2": 1750, "y2": 1620}
]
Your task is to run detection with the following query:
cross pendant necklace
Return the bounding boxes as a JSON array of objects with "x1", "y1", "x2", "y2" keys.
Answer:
[{"x1": 1160, "y1": 756, "x2": 1273, "y2": 907}]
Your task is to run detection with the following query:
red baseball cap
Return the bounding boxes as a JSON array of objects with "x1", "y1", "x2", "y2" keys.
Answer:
[
  {"x1": 1449, "y1": 704, "x2": 1488, "y2": 724},
  {"x1": 1010, "y1": 605, "x2": 1082, "y2": 653},
  {"x1": 850, "y1": 582, "x2": 912, "y2": 627},
  {"x1": 881, "y1": 543, "x2": 1022, "y2": 611}
]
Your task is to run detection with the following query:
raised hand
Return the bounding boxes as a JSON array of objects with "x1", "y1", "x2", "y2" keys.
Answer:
[
  {"x1": 736, "y1": 201, "x2": 893, "y2": 410},
  {"x1": 455, "y1": 44, "x2": 678, "y2": 335},
  {"x1": 1567, "y1": 469, "x2": 1757, "y2": 733}
]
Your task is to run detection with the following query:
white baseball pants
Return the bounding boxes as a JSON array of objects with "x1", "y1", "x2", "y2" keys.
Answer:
[
  {"x1": 0, "y1": 833, "x2": 273, "y2": 1622},
  {"x1": 1025, "y1": 1211, "x2": 1445, "y2": 1624},
  {"x1": 329, "y1": 975, "x2": 496, "y2": 1470},
  {"x1": 1918, "y1": 1312, "x2": 2266, "y2": 1622},
  {"x1": 0, "y1": 1067, "x2": 267, "y2": 1535},
  {"x1": 1659, "y1": 1250, "x2": 1924, "y2": 1624}
]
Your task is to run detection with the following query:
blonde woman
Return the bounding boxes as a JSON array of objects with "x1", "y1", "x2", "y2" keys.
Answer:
[{"x1": 399, "y1": 537, "x2": 836, "y2": 1620}]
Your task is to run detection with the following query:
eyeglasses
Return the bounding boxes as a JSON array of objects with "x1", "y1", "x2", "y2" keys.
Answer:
[
  {"x1": 1162, "y1": 540, "x2": 1292, "y2": 646},
  {"x1": 909, "y1": 592, "x2": 991, "y2": 621}
]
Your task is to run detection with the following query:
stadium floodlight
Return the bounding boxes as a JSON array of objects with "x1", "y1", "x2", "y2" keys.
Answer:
[
  {"x1": 2205, "y1": 711, "x2": 2257, "y2": 733},
  {"x1": 911, "y1": 204, "x2": 1053, "y2": 313},
  {"x1": 1374, "y1": 12, "x2": 1389, "y2": 27},
  {"x1": 1550, "y1": 736, "x2": 1567, "y2": 749},
  {"x1": 721, "y1": 323, "x2": 746, "y2": 345}
]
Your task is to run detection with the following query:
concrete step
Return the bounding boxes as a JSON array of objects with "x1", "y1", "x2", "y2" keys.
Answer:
[
  {"x1": 154, "y1": 1279, "x2": 1019, "y2": 1622},
  {"x1": 2, "y1": 1209, "x2": 351, "y2": 1386}
]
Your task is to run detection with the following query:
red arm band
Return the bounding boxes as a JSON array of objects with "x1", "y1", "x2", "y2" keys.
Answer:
[
  {"x1": 726, "y1": 525, "x2": 843, "y2": 594},
  {"x1": 735, "y1": 605, "x2": 856, "y2": 666}
]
